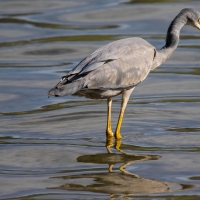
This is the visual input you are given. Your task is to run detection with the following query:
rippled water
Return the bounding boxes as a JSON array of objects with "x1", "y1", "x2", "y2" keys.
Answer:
[{"x1": 0, "y1": 0, "x2": 200, "y2": 199}]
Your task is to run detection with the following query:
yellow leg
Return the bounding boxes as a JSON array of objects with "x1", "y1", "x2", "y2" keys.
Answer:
[
  {"x1": 115, "y1": 109, "x2": 124, "y2": 139},
  {"x1": 106, "y1": 98, "x2": 114, "y2": 138},
  {"x1": 114, "y1": 88, "x2": 134, "y2": 139},
  {"x1": 115, "y1": 108, "x2": 125, "y2": 139}
]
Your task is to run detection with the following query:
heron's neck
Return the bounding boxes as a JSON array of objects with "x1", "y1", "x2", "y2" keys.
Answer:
[{"x1": 152, "y1": 13, "x2": 187, "y2": 70}]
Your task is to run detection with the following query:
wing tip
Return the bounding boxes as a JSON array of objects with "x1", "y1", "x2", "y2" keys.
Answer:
[{"x1": 47, "y1": 88, "x2": 61, "y2": 98}]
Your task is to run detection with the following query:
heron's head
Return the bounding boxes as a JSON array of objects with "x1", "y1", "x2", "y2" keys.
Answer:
[{"x1": 180, "y1": 8, "x2": 200, "y2": 30}]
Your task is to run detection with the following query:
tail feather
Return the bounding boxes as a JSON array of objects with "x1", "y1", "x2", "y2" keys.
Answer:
[{"x1": 48, "y1": 77, "x2": 86, "y2": 97}]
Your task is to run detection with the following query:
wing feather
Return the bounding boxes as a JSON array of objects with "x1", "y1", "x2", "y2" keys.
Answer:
[
  {"x1": 68, "y1": 37, "x2": 155, "y2": 76},
  {"x1": 48, "y1": 37, "x2": 156, "y2": 97},
  {"x1": 86, "y1": 46, "x2": 155, "y2": 89}
]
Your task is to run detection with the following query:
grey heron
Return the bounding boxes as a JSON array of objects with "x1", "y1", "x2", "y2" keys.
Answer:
[{"x1": 48, "y1": 8, "x2": 200, "y2": 139}]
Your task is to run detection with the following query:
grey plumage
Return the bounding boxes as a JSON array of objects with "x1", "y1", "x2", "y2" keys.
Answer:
[
  {"x1": 48, "y1": 8, "x2": 200, "y2": 140},
  {"x1": 49, "y1": 37, "x2": 155, "y2": 98}
]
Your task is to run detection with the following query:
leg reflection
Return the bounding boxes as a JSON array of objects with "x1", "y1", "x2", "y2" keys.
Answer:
[
  {"x1": 106, "y1": 137, "x2": 134, "y2": 155},
  {"x1": 108, "y1": 164, "x2": 114, "y2": 172},
  {"x1": 106, "y1": 137, "x2": 114, "y2": 153}
]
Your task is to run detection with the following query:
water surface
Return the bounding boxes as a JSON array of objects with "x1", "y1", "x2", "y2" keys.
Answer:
[{"x1": 0, "y1": 0, "x2": 200, "y2": 199}]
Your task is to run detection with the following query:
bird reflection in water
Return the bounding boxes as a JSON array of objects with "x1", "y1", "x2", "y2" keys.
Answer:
[
  {"x1": 49, "y1": 139, "x2": 193, "y2": 198},
  {"x1": 104, "y1": 138, "x2": 160, "y2": 173}
]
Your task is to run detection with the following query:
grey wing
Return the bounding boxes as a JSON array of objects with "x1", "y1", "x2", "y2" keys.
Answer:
[
  {"x1": 85, "y1": 46, "x2": 156, "y2": 90},
  {"x1": 48, "y1": 37, "x2": 156, "y2": 97},
  {"x1": 67, "y1": 37, "x2": 155, "y2": 76}
]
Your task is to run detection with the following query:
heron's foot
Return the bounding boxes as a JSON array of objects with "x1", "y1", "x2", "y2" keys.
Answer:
[
  {"x1": 114, "y1": 131, "x2": 122, "y2": 139},
  {"x1": 115, "y1": 138, "x2": 126, "y2": 154},
  {"x1": 106, "y1": 129, "x2": 114, "y2": 138},
  {"x1": 115, "y1": 139, "x2": 122, "y2": 151}
]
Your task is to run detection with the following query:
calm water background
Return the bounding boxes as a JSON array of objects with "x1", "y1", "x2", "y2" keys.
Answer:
[{"x1": 0, "y1": 0, "x2": 200, "y2": 199}]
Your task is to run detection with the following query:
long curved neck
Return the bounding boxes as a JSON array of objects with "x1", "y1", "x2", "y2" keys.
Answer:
[{"x1": 152, "y1": 12, "x2": 187, "y2": 70}]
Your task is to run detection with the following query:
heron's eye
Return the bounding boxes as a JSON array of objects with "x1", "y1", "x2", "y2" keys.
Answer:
[{"x1": 198, "y1": 18, "x2": 200, "y2": 23}]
